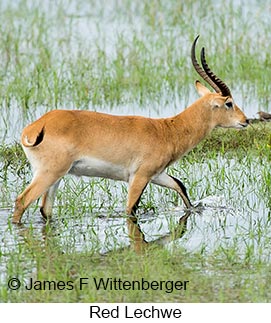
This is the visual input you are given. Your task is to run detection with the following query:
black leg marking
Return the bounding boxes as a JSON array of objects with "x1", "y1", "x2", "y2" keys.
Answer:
[{"x1": 169, "y1": 175, "x2": 193, "y2": 208}]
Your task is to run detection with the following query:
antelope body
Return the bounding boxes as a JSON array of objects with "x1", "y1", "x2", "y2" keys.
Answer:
[{"x1": 12, "y1": 36, "x2": 249, "y2": 224}]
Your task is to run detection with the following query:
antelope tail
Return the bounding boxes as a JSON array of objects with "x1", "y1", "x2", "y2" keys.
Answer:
[{"x1": 21, "y1": 126, "x2": 45, "y2": 147}]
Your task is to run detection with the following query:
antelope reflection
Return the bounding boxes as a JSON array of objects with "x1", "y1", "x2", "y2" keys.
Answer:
[{"x1": 127, "y1": 211, "x2": 192, "y2": 253}]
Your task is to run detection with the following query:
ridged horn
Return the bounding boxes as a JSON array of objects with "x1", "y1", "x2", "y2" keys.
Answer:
[
  {"x1": 191, "y1": 35, "x2": 221, "y2": 93},
  {"x1": 200, "y1": 47, "x2": 232, "y2": 97},
  {"x1": 191, "y1": 35, "x2": 232, "y2": 97}
]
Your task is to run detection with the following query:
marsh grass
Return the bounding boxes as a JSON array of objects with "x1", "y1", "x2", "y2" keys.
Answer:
[
  {"x1": 1, "y1": 0, "x2": 271, "y2": 303},
  {"x1": 1, "y1": 123, "x2": 271, "y2": 302},
  {"x1": 0, "y1": 0, "x2": 271, "y2": 117},
  {"x1": 2, "y1": 241, "x2": 271, "y2": 303}
]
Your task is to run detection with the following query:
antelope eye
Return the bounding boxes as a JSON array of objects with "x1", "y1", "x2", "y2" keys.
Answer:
[{"x1": 225, "y1": 101, "x2": 233, "y2": 109}]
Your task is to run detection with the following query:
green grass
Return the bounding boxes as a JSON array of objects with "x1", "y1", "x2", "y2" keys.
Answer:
[
  {"x1": 0, "y1": 0, "x2": 270, "y2": 113},
  {"x1": 1, "y1": 0, "x2": 271, "y2": 303},
  {"x1": 2, "y1": 237, "x2": 271, "y2": 302},
  {"x1": 1, "y1": 123, "x2": 271, "y2": 302}
]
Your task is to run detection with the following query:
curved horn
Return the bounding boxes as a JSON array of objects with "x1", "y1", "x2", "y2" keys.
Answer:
[
  {"x1": 200, "y1": 47, "x2": 232, "y2": 97},
  {"x1": 191, "y1": 35, "x2": 221, "y2": 93}
]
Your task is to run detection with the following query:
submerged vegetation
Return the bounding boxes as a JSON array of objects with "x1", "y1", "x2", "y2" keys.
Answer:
[{"x1": 1, "y1": 0, "x2": 271, "y2": 302}]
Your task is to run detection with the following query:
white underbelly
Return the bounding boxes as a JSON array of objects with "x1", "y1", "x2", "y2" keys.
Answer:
[{"x1": 69, "y1": 157, "x2": 130, "y2": 182}]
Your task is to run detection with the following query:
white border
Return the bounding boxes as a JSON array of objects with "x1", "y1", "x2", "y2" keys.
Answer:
[{"x1": 1, "y1": 303, "x2": 270, "y2": 322}]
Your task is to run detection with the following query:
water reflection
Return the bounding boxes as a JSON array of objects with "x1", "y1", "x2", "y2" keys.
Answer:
[
  {"x1": 11, "y1": 210, "x2": 193, "y2": 256},
  {"x1": 126, "y1": 211, "x2": 192, "y2": 254}
]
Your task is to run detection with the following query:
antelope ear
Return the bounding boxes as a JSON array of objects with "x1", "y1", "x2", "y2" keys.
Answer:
[{"x1": 195, "y1": 80, "x2": 211, "y2": 96}]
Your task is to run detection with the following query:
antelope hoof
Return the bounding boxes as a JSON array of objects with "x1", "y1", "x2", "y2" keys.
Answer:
[{"x1": 11, "y1": 217, "x2": 22, "y2": 225}]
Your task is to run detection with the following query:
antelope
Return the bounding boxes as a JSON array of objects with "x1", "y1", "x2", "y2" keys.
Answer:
[{"x1": 12, "y1": 36, "x2": 249, "y2": 224}]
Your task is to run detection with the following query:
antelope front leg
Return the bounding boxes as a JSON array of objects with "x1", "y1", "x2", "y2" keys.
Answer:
[
  {"x1": 168, "y1": 175, "x2": 193, "y2": 208},
  {"x1": 126, "y1": 173, "x2": 150, "y2": 217},
  {"x1": 151, "y1": 172, "x2": 193, "y2": 209}
]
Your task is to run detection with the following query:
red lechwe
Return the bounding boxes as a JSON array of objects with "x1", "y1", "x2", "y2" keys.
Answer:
[{"x1": 12, "y1": 36, "x2": 249, "y2": 224}]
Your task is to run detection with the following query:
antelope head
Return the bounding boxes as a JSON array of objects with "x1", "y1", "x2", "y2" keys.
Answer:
[{"x1": 191, "y1": 35, "x2": 249, "y2": 129}]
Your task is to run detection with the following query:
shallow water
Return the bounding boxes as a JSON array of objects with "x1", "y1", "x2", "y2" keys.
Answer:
[{"x1": 1, "y1": 153, "x2": 270, "y2": 282}]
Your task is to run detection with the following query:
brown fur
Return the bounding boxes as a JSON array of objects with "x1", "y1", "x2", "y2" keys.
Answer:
[{"x1": 12, "y1": 82, "x2": 248, "y2": 224}]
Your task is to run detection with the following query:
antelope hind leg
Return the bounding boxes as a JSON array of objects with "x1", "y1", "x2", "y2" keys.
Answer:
[{"x1": 12, "y1": 173, "x2": 62, "y2": 224}]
